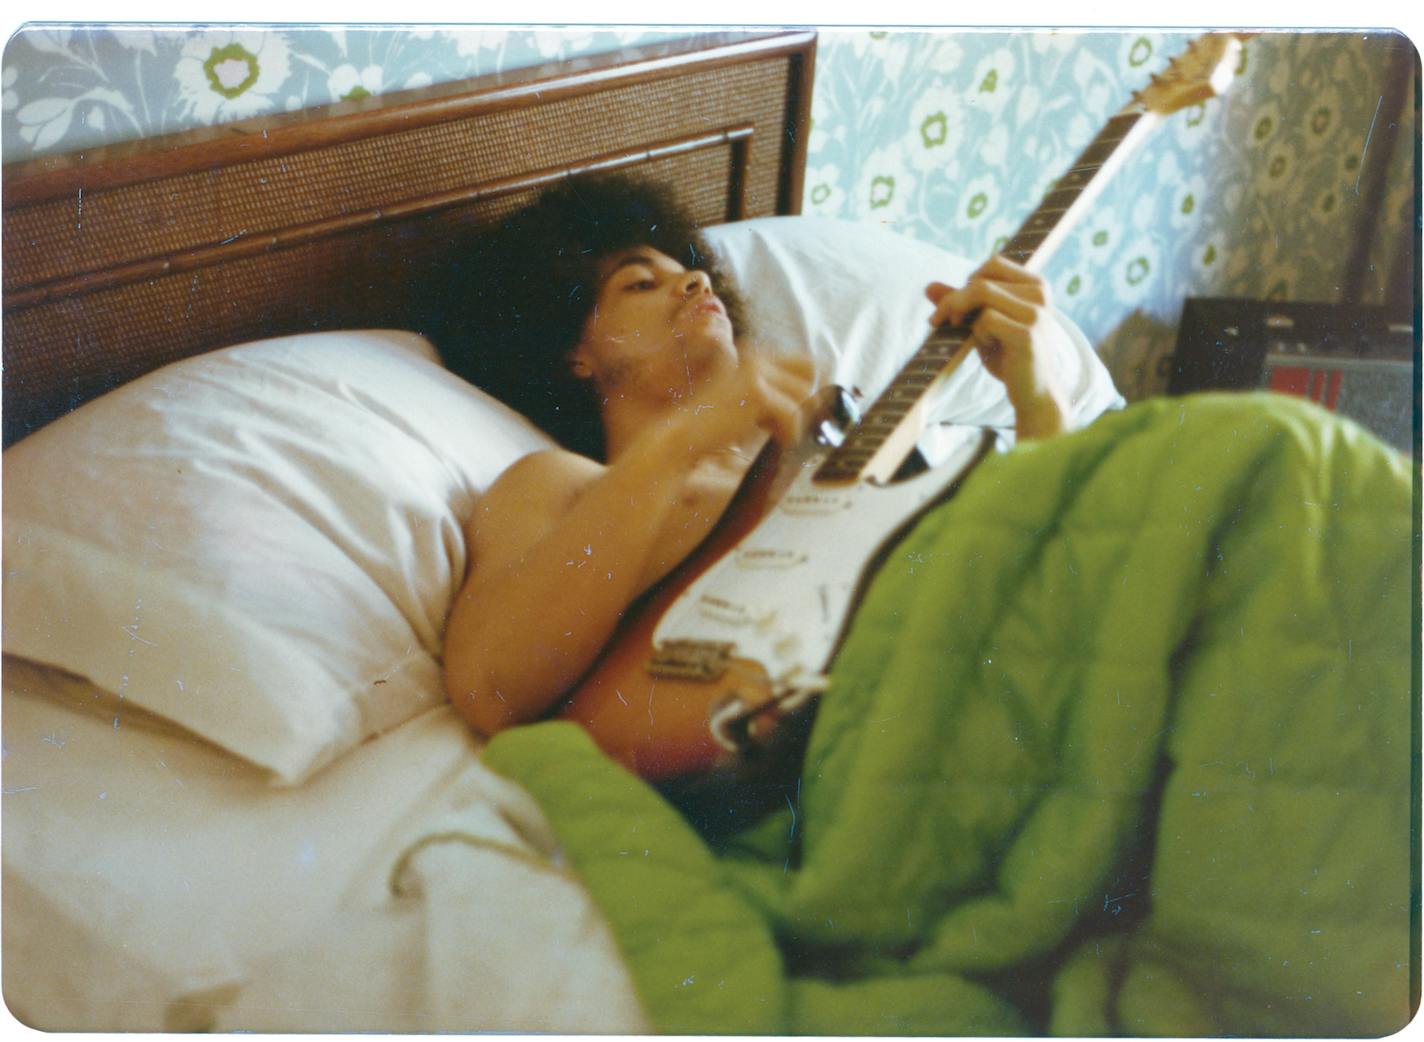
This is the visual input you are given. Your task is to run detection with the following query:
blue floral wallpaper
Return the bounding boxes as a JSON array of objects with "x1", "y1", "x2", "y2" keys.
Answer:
[
  {"x1": 0, "y1": 27, "x2": 681, "y2": 153},
  {"x1": 802, "y1": 30, "x2": 1417, "y2": 396},
  {"x1": 2, "y1": 27, "x2": 1416, "y2": 399}
]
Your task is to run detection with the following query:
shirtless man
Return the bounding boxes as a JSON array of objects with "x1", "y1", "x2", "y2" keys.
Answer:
[{"x1": 439, "y1": 178, "x2": 1074, "y2": 738}]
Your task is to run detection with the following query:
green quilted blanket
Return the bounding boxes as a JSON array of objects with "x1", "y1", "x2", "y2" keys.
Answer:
[{"x1": 484, "y1": 393, "x2": 1415, "y2": 1036}]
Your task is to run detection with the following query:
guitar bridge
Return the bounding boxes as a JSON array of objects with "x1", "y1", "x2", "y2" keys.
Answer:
[
  {"x1": 648, "y1": 639, "x2": 735, "y2": 681},
  {"x1": 708, "y1": 674, "x2": 830, "y2": 752}
]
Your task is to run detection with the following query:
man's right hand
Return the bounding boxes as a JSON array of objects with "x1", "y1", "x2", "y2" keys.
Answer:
[{"x1": 666, "y1": 352, "x2": 819, "y2": 461}]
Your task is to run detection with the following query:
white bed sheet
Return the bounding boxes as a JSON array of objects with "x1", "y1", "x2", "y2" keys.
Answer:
[{"x1": 1, "y1": 654, "x2": 645, "y2": 1032}]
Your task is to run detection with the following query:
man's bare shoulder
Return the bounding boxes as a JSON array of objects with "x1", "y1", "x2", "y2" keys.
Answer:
[
  {"x1": 465, "y1": 449, "x2": 604, "y2": 569},
  {"x1": 487, "y1": 447, "x2": 602, "y2": 507}
]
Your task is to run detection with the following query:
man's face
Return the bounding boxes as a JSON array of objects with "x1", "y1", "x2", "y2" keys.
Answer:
[{"x1": 571, "y1": 246, "x2": 736, "y2": 400}]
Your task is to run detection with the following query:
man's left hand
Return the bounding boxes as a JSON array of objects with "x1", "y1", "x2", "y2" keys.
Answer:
[{"x1": 925, "y1": 255, "x2": 1071, "y2": 440}]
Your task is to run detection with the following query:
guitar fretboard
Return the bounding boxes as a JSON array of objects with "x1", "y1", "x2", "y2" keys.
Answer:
[{"x1": 813, "y1": 108, "x2": 1147, "y2": 485}]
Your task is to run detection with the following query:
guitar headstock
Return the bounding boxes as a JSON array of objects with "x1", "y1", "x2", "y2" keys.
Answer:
[{"x1": 1137, "y1": 33, "x2": 1247, "y2": 115}]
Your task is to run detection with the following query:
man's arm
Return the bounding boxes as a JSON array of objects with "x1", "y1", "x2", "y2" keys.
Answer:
[
  {"x1": 443, "y1": 354, "x2": 814, "y2": 737},
  {"x1": 444, "y1": 442, "x2": 694, "y2": 737}
]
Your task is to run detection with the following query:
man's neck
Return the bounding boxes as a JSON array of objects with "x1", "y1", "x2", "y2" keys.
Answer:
[
  {"x1": 599, "y1": 355, "x2": 739, "y2": 463},
  {"x1": 601, "y1": 393, "x2": 697, "y2": 462}
]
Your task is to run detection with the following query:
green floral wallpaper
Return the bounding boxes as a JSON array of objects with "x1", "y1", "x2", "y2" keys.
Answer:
[{"x1": 2, "y1": 27, "x2": 1415, "y2": 400}]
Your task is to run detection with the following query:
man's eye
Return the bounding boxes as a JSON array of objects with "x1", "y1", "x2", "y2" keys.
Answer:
[{"x1": 626, "y1": 279, "x2": 655, "y2": 291}]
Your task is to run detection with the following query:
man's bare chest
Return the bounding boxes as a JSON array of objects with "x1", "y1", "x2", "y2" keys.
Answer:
[{"x1": 641, "y1": 455, "x2": 752, "y2": 587}]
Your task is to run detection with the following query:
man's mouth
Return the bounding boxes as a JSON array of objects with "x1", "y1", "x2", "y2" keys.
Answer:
[{"x1": 688, "y1": 298, "x2": 725, "y2": 319}]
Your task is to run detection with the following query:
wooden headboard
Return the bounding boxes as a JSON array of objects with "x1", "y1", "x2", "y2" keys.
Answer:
[{"x1": 1, "y1": 30, "x2": 816, "y2": 445}]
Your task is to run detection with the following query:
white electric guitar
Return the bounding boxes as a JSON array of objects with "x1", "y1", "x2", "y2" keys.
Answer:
[{"x1": 559, "y1": 34, "x2": 1243, "y2": 783}]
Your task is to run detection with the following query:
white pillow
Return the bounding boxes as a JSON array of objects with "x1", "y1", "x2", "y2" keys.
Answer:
[
  {"x1": 2, "y1": 330, "x2": 555, "y2": 784},
  {"x1": 700, "y1": 216, "x2": 1124, "y2": 442}
]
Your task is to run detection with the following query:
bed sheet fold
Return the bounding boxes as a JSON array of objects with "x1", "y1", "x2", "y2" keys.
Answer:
[{"x1": 210, "y1": 822, "x2": 647, "y2": 1032}]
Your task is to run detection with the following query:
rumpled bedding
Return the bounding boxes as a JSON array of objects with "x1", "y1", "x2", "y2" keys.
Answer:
[
  {"x1": 2, "y1": 656, "x2": 646, "y2": 1033},
  {"x1": 483, "y1": 392, "x2": 1414, "y2": 1036},
  {"x1": 208, "y1": 825, "x2": 648, "y2": 1033}
]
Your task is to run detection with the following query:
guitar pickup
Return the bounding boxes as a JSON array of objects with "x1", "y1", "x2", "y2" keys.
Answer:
[
  {"x1": 696, "y1": 594, "x2": 755, "y2": 626},
  {"x1": 648, "y1": 639, "x2": 735, "y2": 681},
  {"x1": 734, "y1": 547, "x2": 807, "y2": 569},
  {"x1": 779, "y1": 492, "x2": 852, "y2": 515}
]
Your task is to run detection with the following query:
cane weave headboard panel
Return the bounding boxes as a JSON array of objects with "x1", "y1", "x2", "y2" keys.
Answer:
[{"x1": 1, "y1": 30, "x2": 816, "y2": 445}]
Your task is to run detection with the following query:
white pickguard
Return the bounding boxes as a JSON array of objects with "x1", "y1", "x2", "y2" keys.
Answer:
[{"x1": 651, "y1": 424, "x2": 997, "y2": 702}]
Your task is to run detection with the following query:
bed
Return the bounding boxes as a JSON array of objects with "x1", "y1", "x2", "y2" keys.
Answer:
[
  {"x1": 2, "y1": 29, "x2": 1413, "y2": 1036},
  {"x1": 0, "y1": 30, "x2": 819, "y2": 1031}
]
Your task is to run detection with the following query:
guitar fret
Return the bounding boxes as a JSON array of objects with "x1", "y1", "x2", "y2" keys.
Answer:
[
  {"x1": 1041, "y1": 187, "x2": 1081, "y2": 211},
  {"x1": 866, "y1": 411, "x2": 901, "y2": 428},
  {"x1": 1078, "y1": 140, "x2": 1121, "y2": 166},
  {"x1": 919, "y1": 342, "x2": 963, "y2": 362},
  {"x1": 918, "y1": 349, "x2": 959, "y2": 367},
  {"x1": 1080, "y1": 115, "x2": 1142, "y2": 161},
  {"x1": 882, "y1": 386, "x2": 924, "y2": 403},
  {"x1": 1002, "y1": 230, "x2": 1042, "y2": 251},
  {"x1": 1095, "y1": 117, "x2": 1140, "y2": 144},
  {"x1": 1059, "y1": 164, "x2": 1102, "y2": 188},
  {"x1": 1006, "y1": 228, "x2": 1048, "y2": 252},
  {"x1": 1105, "y1": 111, "x2": 1142, "y2": 133},
  {"x1": 824, "y1": 449, "x2": 873, "y2": 471},
  {"x1": 1051, "y1": 173, "x2": 1091, "y2": 197},
  {"x1": 823, "y1": 449, "x2": 871, "y2": 469},
  {"x1": 1021, "y1": 206, "x2": 1067, "y2": 232},
  {"x1": 815, "y1": 465, "x2": 863, "y2": 483},
  {"x1": 921, "y1": 337, "x2": 961, "y2": 352},
  {"x1": 909, "y1": 353, "x2": 946, "y2": 368},
  {"x1": 838, "y1": 427, "x2": 878, "y2": 448}
]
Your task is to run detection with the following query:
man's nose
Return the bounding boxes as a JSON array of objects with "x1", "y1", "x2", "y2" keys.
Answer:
[{"x1": 680, "y1": 269, "x2": 711, "y2": 296}]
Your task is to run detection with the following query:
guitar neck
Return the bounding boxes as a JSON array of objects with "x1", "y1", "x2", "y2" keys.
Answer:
[
  {"x1": 1000, "y1": 108, "x2": 1159, "y2": 272},
  {"x1": 814, "y1": 103, "x2": 1160, "y2": 485}
]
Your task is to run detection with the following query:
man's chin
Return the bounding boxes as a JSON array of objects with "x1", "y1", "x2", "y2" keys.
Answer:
[{"x1": 678, "y1": 310, "x2": 734, "y2": 342}]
